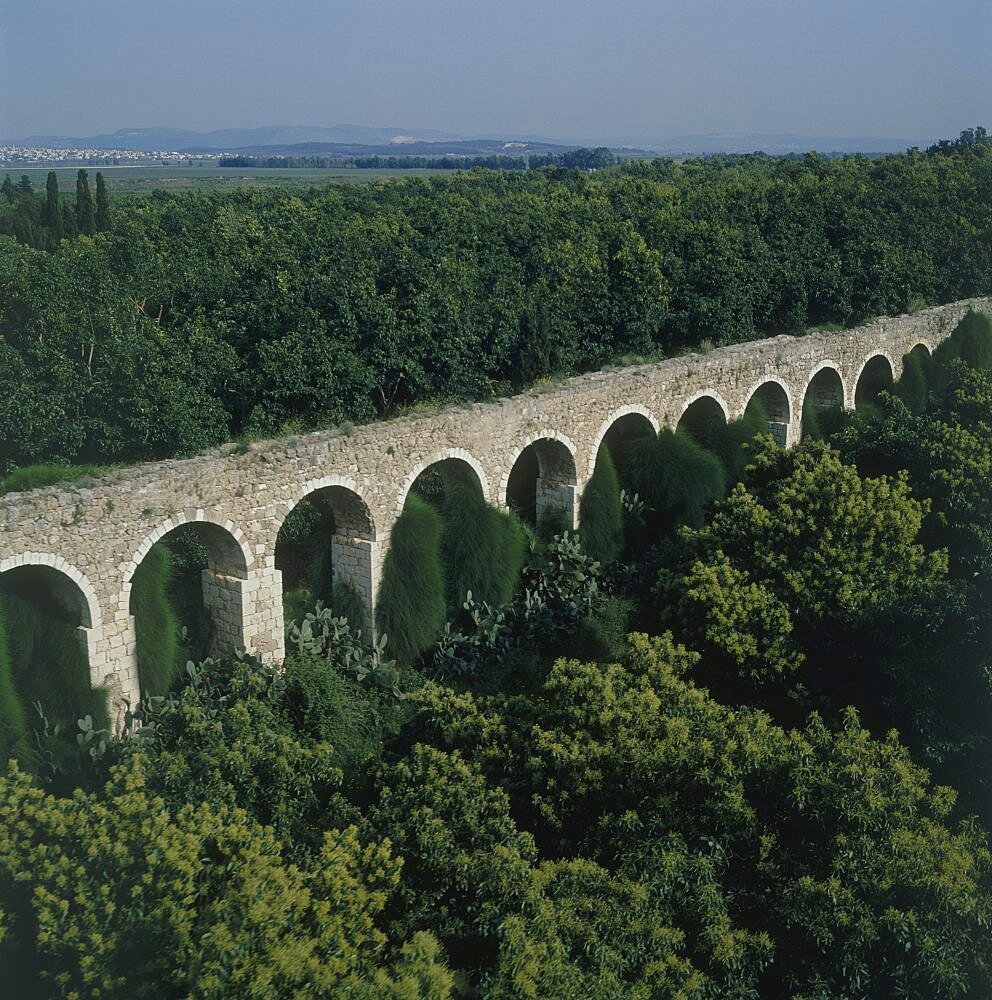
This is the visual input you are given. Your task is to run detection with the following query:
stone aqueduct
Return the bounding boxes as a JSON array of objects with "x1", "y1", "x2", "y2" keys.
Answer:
[{"x1": 2, "y1": 297, "x2": 990, "y2": 724}]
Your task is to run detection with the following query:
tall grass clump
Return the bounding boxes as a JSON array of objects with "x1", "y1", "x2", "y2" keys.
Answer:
[
  {"x1": 0, "y1": 463, "x2": 106, "y2": 497},
  {"x1": 440, "y1": 481, "x2": 526, "y2": 610},
  {"x1": 706, "y1": 399, "x2": 769, "y2": 481},
  {"x1": 0, "y1": 591, "x2": 108, "y2": 737},
  {"x1": 626, "y1": 428, "x2": 727, "y2": 540},
  {"x1": 579, "y1": 445, "x2": 624, "y2": 564},
  {"x1": 130, "y1": 542, "x2": 180, "y2": 697},
  {"x1": 0, "y1": 602, "x2": 31, "y2": 764},
  {"x1": 375, "y1": 494, "x2": 446, "y2": 665}
]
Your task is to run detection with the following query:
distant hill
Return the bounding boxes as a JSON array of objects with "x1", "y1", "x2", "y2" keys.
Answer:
[{"x1": 5, "y1": 124, "x2": 931, "y2": 158}]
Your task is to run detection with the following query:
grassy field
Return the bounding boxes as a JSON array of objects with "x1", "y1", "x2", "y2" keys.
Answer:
[{"x1": 0, "y1": 164, "x2": 445, "y2": 196}]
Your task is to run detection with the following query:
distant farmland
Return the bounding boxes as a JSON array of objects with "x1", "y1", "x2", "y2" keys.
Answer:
[{"x1": 0, "y1": 163, "x2": 444, "y2": 196}]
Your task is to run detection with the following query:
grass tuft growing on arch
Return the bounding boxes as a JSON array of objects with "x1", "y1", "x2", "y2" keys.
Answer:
[
  {"x1": 579, "y1": 445, "x2": 624, "y2": 564},
  {"x1": 375, "y1": 494, "x2": 446, "y2": 665},
  {"x1": 441, "y1": 481, "x2": 526, "y2": 610},
  {"x1": 131, "y1": 542, "x2": 180, "y2": 698}
]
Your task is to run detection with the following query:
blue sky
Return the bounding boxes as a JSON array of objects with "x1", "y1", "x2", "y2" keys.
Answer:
[{"x1": 1, "y1": 0, "x2": 988, "y2": 142}]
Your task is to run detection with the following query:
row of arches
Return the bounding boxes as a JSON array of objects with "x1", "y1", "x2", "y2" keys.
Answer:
[{"x1": 0, "y1": 349, "x2": 909, "y2": 704}]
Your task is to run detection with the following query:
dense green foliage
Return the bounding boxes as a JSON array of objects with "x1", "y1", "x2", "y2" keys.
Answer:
[
  {"x1": 129, "y1": 542, "x2": 180, "y2": 697},
  {"x1": 579, "y1": 445, "x2": 624, "y2": 563},
  {"x1": 0, "y1": 608, "x2": 30, "y2": 764},
  {"x1": 376, "y1": 495, "x2": 447, "y2": 664},
  {"x1": 440, "y1": 482, "x2": 526, "y2": 610},
  {"x1": 626, "y1": 427, "x2": 727, "y2": 536},
  {"x1": 3, "y1": 140, "x2": 992, "y2": 473}
]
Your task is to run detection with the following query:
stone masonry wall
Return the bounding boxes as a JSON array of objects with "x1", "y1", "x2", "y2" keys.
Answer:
[{"x1": 2, "y1": 297, "x2": 990, "y2": 723}]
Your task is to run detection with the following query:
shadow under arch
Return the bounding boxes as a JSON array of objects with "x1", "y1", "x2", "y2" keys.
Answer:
[
  {"x1": 855, "y1": 354, "x2": 895, "y2": 408},
  {"x1": 676, "y1": 392, "x2": 729, "y2": 445},
  {"x1": 745, "y1": 378, "x2": 792, "y2": 447},
  {"x1": 275, "y1": 476, "x2": 378, "y2": 629},
  {"x1": 503, "y1": 433, "x2": 579, "y2": 529},
  {"x1": 0, "y1": 555, "x2": 108, "y2": 731},
  {"x1": 397, "y1": 449, "x2": 491, "y2": 516},
  {"x1": 588, "y1": 406, "x2": 659, "y2": 482},
  {"x1": 122, "y1": 515, "x2": 252, "y2": 665},
  {"x1": 801, "y1": 363, "x2": 846, "y2": 439}
]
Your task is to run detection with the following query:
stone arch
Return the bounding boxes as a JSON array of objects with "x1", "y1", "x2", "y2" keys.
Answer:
[
  {"x1": 676, "y1": 391, "x2": 730, "y2": 443},
  {"x1": 120, "y1": 513, "x2": 253, "y2": 661},
  {"x1": 744, "y1": 377, "x2": 793, "y2": 447},
  {"x1": 0, "y1": 554, "x2": 105, "y2": 691},
  {"x1": 502, "y1": 431, "x2": 579, "y2": 528},
  {"x1": 0, "y1": 553, "x2": 100, "y2": 629},
  {"x1": 275, "y1": 476, "x2": 378, "y2": 627},
  {"x1": 396, "y1": 448, "x2": 491, "y2": 516},
  {"x1": 802, "y1": 361, "x2": 848, "y2": 413},
  {"x1": 855, "y1": 353, "x2": 895, "y2": 407},
  {"x1": 587, "y1": 405, "x2": 660, "y2": 481}
]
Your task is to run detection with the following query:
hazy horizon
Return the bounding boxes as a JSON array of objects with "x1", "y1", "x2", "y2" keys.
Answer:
[{"x1": 1, "y1": 0, "x2": 989, "y2": 144}]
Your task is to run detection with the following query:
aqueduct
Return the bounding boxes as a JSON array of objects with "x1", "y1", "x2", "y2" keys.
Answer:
[{"x1": 2, "y1": 298, "x2": 989, "y2": 722}]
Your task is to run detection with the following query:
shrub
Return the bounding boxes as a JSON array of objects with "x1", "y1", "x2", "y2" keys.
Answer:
[
  {"x1": 895, "y1": 347, "x2": 931, "y2": 413},
  {"x1": 626, "y1": 428, "x2": 727, "y2": 539},
  {"x1": 579, "y1": 445, "x2": 624, "y2": 564},
  {"x1": 331, "y1": 580, "x2": 368, "y2": 632},
  {"x1": 705, "y1": 398, "x2": 770, "y2": 481},
  {"x1": 375, "y1": 495, "x2": 446, "y2": 665},
  {"x1": 441, "y1": 481, "x2": 526, "y2": 610},
  {"x1": 130, "y1": 542, "x2": 180, "y2": 697}
]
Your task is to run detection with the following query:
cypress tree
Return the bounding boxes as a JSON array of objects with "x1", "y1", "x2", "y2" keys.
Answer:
[
  {"x1": 375, "y1": 494, "x2": 446, "y2": 665},
  {"x1": 706, "y1": 400, "x2": 769, "y2": 482},
  {"x1": 440, "y1": 482, "x2": 526, "y2": 610},
  {"x1": 17, "y1": 174, "x2": 32, "y2": 195},
  {"x1": 75, "y1": 169, "x2": 95, "y2": 235},
  {"x1": 579, "y1": 445, "x2": 624, "y2": 564},
  {"x1": 95, "y1": 172, "x2": 111, "y2": 231},
  {"x1": 44, "y1": 171, "x2": 64, "y2": 245},
  {"x1": 895, "y1": 349, "x2": 929, "y2": 414},
  {"x1": 130, "y1": 543, "x2": 179, "y2": 698},
  {"x1": 61, "y1": 201, "x2": 78, "y2": 239},
  {"x1": 1, "y1": 174, "x2": 14, "y2": 203}
]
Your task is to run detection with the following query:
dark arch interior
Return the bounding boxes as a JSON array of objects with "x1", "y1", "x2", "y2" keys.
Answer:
[
  {"x1": 506, "y1": 439, "x2": 577, "y2": 528},
  {"x1": 677, "y1": 396, "x2": 727, "y2": 445},
  {"x1": 600, "y1": 413, "x2": 656, "y2": 479},
  {"x1": 138, "y1": 521, "x2": 249, "y2": 661},
  {"x1": 0, "y1": 565, "x2": 105, "y2": 737},
  {"x1": 747, "y1": 382, "x2": 791, "y2": 447},
  {"x1": 409, "y1": 457, "x2": 484, "y2": 507},
  {"x1": 275, "y1": 485, "x2": 376, "y2": 627},
  {"x1": 802, "y1": 367, "x2": 846, "y2": 440},
  {"x1": 855, "y1": 355, "x2": 894, "y2": 407},
  {"x1": 0, "y1": 564, "x2": 90, "y2": 629}
]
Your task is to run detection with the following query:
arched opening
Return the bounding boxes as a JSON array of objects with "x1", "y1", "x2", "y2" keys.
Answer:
[
  {"x1": 801, "y1": 366, "x2": 845, "y2": 440},
  {"x1": 407, "y1": 456, "x2": 486, "y2": 508},
  {"x1": 676, "y1": 395, "x2": 728, "y2": 447},
  {"x1": 505, "y1": 437, "x2": 578, "y2": 530},
  {"x1": 276, "y1": 482, "x2": 376, "y2": 632},
  {"x1": 746, "y1": 381, "x2": 791, "y2": 447},
  {"x1": 598, "y1": 411, "x2": 658, "y2": 481},
  {"x1": 129, "y1": 520, "x2": 249, "y2": 669},
  {"x1": 855, "y1": 355, "x2": 895, "y2": 408},
  {"x1": 0, "y1": 563, "x2": 107, "y2": 749}
]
